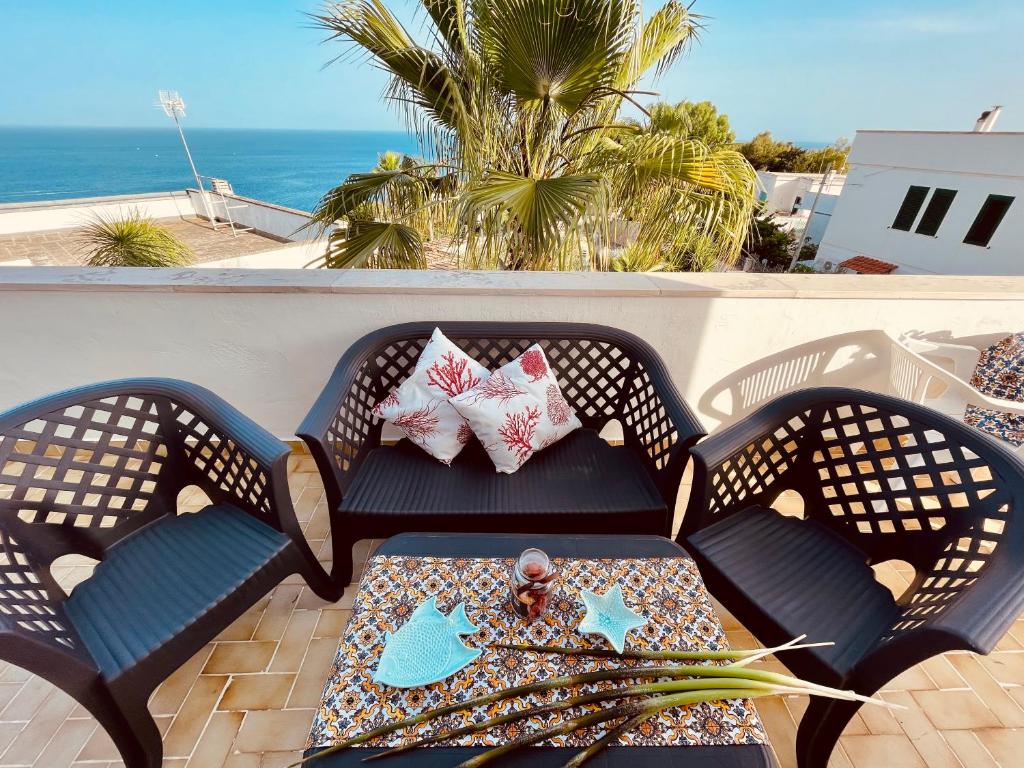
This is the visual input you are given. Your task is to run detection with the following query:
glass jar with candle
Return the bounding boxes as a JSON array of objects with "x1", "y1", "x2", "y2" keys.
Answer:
[{"x1": 510, "y1": 548, "x2": 558, "y2": 621}]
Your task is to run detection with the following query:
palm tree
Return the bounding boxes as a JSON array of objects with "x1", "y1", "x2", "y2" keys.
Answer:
[
  {"x1": 309, "y1": 0, "x2": 757, "y2": 271},
  {"x1": 77, "y1": 209, "x2": 194, "y2": 267}
]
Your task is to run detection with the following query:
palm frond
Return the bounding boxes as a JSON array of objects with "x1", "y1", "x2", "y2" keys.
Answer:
[
  {"x1": 459, "y1": 172, "x2": 607, "y2": 268},
  {"x1": 314, "y1": 219, "x2": 425, "y2": 269},
  {"x1": 315, "y1": 0, "x2": 471, "y2": 135},
  {"x1": 475, "y1": 0, "x2": 634, "y2": 113},
  {"x1": 619, "y1": 0, "x2": 700, "y2": 87}
]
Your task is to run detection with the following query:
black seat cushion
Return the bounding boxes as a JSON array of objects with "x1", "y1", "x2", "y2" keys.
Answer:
[
  {"x1": 342, "y1": 429, "x2": 667, "y2": 535},
  {"x1": 687, "y1": 507, "x2": 901, "y2": 685},
  {"x1": 65, "y1": 505, "x2": 291, "y2": 679}
]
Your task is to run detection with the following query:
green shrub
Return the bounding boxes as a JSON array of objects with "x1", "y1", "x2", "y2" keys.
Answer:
[{"x1": 77, "y1": 209, "x2": 194, "y2": 267}]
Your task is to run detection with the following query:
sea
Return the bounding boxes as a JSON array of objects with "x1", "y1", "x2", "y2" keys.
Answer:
[
  {"x1": 0, "y1": 127, "x2": 420, "y2": 212},
  {"x1": 0, "y1": 127, "x2": 830, "y2": 213}
]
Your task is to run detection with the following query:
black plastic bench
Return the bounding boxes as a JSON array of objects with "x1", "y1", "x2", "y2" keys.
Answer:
[
  {"x1": 299, "y1": 322, "x2": 705, "y2": 586},
  {"x1": 0, "y1": 379, "x2": 337, "y2": 768},
  {"x1": 677, "y1": 387, "x2": 1024, "y2": 768}
]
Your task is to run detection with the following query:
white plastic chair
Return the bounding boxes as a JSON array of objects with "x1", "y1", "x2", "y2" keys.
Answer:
[{"x1": 888, "y1": 333, "x2": 1024, "y2": 457}]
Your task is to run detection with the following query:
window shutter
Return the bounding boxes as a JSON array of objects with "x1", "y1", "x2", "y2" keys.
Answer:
[
  {"x1": 891, "y1": 186, "x2": 929, "y2": 231},
  {"x1": 915, "y1": 188, "x2": 957, "y2": 236},
  {"x1": 964, "y1": 195, "x2": 1015, "y2": 247}
]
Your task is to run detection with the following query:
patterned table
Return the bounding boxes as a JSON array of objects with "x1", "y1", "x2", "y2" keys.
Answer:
[{"x1": 304, "y1": 533, "x2": 776, "y2": 767}]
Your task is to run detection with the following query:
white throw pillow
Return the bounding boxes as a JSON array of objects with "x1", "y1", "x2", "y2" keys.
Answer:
[
  {"x1": 450, "y1": 344, "x2": 581, "y2": 473},
  {"x1": 373, "y1": 328, "x2": 489, "y2": 464}
]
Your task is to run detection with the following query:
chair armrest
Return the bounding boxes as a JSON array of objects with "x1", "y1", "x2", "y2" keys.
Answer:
[
  {"x1": 297, "y1": 344, "x2": 382, "y2": 511},
  {"x1": 676, "y1": 395, "x2": 812, "y2": 542},
  {"x1": 156, "y1": 380, "x2": 297, "y2": 534},
  {"x1": 899, "y1": 333, "x2": 982, "y2": 380},
  {"x1": 884, "y1": 541, "x2": 1024, "y2": 656},
  {"x1": 618, "y1": 353, "x2": 706, "y2": 513},
  {"x1": 0, "y1": 623, "x2": 100, "y2": 689},
  {"x1": 0, "y1": 531, "x2": 99, "y2": 681}
]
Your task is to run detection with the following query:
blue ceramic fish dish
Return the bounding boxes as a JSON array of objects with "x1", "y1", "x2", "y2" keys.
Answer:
[{"x1": 373, "y1": 596, "x2": 481, "y2": 688}]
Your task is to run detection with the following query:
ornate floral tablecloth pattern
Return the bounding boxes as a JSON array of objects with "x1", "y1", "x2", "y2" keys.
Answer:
[{"x1": 307, "y1": 555, "x2": 768, "y2": 749}]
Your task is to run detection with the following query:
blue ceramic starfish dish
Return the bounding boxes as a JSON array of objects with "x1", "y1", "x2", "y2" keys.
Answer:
[{"x1": 578, "y1": 584, "x2": 647, "y2": 653}]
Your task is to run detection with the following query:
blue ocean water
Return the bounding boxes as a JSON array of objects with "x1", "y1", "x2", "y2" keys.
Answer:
[{"x1": 0, "y1": 127, "x2": 419, "y2": 212}]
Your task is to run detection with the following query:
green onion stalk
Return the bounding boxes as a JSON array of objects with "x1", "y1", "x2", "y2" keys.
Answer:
[
  {"x1": 291, "y1": 641, "x2": 898, "y2": 768},
  {"x1": 454, "y1": 688, "x2": 764, "y2": 768},
  {"x1": 493, "y1": 633, "x2": 835, "y2": 668},
  {"x1": 364, "y1": 677, "x2": 776, "y2": 762}
]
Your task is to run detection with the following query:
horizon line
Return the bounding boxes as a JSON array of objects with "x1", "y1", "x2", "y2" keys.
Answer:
[{"x1": 0, "y1": 124, "x2": 416, "y2": 134}]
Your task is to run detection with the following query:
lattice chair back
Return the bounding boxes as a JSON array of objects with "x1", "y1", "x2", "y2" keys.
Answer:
[
  {"x1": 0, "y1": 391, "x2": 176, "y2": 659},
  {"x1": 798, "y1": 400, "x2": 1013, "y2": 572},
  {"x1": 310, "y1": 322, "x2": 696, "y2": 506},
  {"x1": 0, "y1": 393, "x2": 175, "y2": 554}
]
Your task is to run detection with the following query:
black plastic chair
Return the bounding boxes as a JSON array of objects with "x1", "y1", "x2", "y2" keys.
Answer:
[
  {"x1": 0, "y1": 379, "x2": 338, "y2": 768},
  {"x1": 299, "y1": 322, "x2": 705, "y2": 586},
  {"x1": 677, "y1": 387, "x2": 1024, "y2": 768}
]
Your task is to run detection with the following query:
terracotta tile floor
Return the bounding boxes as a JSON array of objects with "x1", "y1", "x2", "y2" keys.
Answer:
[{"x1": 2, "y1": 452, "x2": 1023, "y2": 767}]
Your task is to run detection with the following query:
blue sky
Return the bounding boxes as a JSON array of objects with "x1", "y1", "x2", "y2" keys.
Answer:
[{"x1": 1, "y1": 0, "x2": 1021, "y2": 142}]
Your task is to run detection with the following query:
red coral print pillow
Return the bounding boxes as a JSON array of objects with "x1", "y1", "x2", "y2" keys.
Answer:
[
  {"x1": 373, "y1": 328, "x2": 490, "y2": 464},
  {"x1": 450, "y1": 344, "x2": 581, "y2": 473},
  {"x1": 518, "y1": 349, "x2": 548, "y2": 382}
]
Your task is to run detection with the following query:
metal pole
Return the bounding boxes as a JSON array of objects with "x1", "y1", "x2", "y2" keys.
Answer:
[
  {"x1": 171, "y1": 110, "x2": 216, "y2": 225},
  {"x1": 788, "y1": 164, "x2": 832, "y2": 270}
]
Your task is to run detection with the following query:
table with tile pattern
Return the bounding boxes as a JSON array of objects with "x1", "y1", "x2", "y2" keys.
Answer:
[{"x1": 304, "y1": 533, "x2": 775, "y2": 767}]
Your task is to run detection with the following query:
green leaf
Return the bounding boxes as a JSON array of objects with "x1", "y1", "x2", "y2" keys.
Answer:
[
  {"x1": 619, "y1": 0, "x2": 699, "y2": 87},
  {"x1": 460, "y1": 172, "x2": 606, "y2": 256},
  {"x1": 476, "y1": 0, "x2": 634, "y2": 113},
  {"x1": 316, "y1": 220, "x2": 425, "y2": 269},
  {"x1": 315, "y1": 1, "x2": 470, "y2": 132},
  {"x1": 75, "y1": 208, "x2": 193, "y2": 267}
]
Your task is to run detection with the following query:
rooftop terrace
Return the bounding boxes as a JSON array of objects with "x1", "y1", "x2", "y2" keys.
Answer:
[
  {"x1": 0, "y1": 217, "x2": 288, "y2": 267},
  {"x1": 0, "y1": 268, "x2": 1021, "y2": 767}
]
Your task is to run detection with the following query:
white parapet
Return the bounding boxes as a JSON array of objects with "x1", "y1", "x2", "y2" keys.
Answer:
[
  {"x1": 0, "y1": 191, "x2": 198, "y2": 235},
  {"x1": 0, "y1": 268, "x2": 1020, "y2": 438}
]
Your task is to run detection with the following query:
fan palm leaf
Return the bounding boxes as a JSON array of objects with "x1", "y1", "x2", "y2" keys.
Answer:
[
  {"x1": 312, "y1": 0, "x2": 757, "y2": 272},
  {"x1": 460, "y1": 172, "x2": 606, "y2": 264},
  {"x1": 314, "y1": 220, "x2": 425, "y2": 268}
]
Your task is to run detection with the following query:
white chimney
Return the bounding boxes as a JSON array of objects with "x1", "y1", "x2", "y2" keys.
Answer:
[{"x1": 973, "y1": 106, "x2": 1003, "y2": 132}]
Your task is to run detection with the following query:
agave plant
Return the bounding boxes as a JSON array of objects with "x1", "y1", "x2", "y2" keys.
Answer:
[
  {"x1": 309, "y1": 0, "x2": 758, "y2": 271},
  {"x1": 76, "y1": 209, "x2": 194, "y2": 267}
]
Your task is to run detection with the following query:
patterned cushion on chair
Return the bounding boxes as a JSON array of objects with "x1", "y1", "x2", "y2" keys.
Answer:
[{"x1": 965, "y1": 332, "x2": 1024, "y2": 446}]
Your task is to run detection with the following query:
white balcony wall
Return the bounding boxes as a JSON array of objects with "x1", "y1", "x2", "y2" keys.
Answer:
[
  {"x1": 184, "y1": 189, "x2": 329, "y2": 242},
  {"x1": 0, "y1": 269, "x2": 1019, "y2": 438},
  {"x1": 0, "y1": 192, "x2": 197, "y2": 235}
]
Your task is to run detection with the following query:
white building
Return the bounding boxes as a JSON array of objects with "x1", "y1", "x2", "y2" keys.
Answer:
[
  {"x1": 756, "y1": 171, "x2": 845, "y2": 247},
  {"x1": 815, "y1": 130, "x2": 1023, "y2": 275}
]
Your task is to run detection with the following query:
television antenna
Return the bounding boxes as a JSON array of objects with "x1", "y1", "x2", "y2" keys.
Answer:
[
  {"x1": 157, "y1": 91, "x2": 205, "y2": 201},
  {"x1": 156, "y1": 89, "x2": 252, "y2": 234}
]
